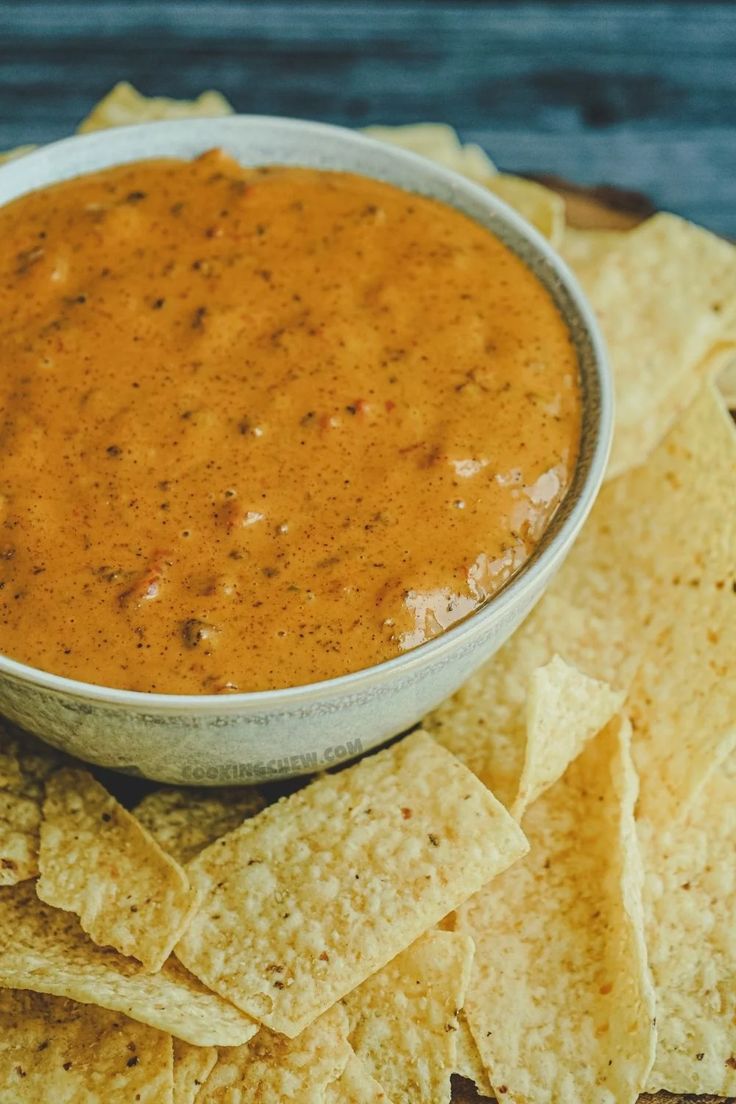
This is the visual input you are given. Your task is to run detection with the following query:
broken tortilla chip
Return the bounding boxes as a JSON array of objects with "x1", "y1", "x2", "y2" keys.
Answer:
[
  {"x1": 175, "y1": 731, "x2": 527, "y2": 1037},
  {"x1": 173, "y1": 1039, "x2": 217, "y2": 1104},
  {"x1": 198, "y1": 1003, "x2": 352, "y2": 1104},
  {"x1": 37, "y1": 769, "x2": 196, "y2": 972},
  {"x1": 77, "y1": 82, "x2": 233, "y2": 133},
  {"x1": 458, "y1": 717, "x2": 656, "y2": 1104},
  {"x1": 134, "y1": 785, "x2": 266, "y2": 866},
  {"x1": 642, "y1": 769, "x2": 736, "y2": 1096},
  {"x1": 572, "y1": 212, "x2": 736, "y2": 479},
  {"x1": 0, "y1": 987, "x2": 174, "y2": 1103},
  {"x1": 0, "y1": 882, "x2": 257, "y2": 1046},
  {"x1": 344, "y1": 929, "x2": 474, "y2": 1104}
]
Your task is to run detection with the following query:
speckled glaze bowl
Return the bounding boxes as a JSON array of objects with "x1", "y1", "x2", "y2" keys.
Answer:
[{"x1": 0, "y1": 116, "x2": 612, "y2": 783}]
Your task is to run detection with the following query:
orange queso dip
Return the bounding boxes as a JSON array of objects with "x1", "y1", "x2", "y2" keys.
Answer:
[{"x1": 0, "y1": 151, "x2": 580, "y2": 693}]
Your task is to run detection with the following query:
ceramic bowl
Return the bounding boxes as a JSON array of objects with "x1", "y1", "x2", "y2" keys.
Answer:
[{"x1": 0, "y1": 116, "x2": 612, "y2": 783}]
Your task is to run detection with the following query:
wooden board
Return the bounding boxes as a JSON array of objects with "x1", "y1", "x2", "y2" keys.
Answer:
[{"x1": 450, "y1": 178, "x2": 733, "y2": 1104}]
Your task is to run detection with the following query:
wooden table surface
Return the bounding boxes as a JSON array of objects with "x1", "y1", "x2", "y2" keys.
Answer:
[{"x1": 1, "y1": 0, "x2": 735, "y2": 236}]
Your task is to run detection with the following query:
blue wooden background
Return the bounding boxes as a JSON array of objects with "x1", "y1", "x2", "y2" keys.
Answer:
[{"x1": 0, "y1": 1, "x2": 734, "y2": 236}]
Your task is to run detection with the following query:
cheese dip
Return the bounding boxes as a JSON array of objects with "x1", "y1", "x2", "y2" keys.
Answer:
[{"x1": 0, "y1": 151, "x2": 580, "y2": 692}]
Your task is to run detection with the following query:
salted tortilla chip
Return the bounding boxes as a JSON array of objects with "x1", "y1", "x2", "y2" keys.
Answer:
[
  {"x1": 642, "y1": 770, "x2": 736, "y2": 1095},
  {"x1": 0, "y1": 882, "x2": 257, "y2": 1046},
  {"x1": 176, "y1": 731, "x2": 527, "y2": 1037},
  {"x1": 173, "y1": 1039, "x2": 217, "y2": 1104},
  {"x1": 485, "y1": 173, "x2": 565, "y2": 246},
  {"x1": 344, "y1": 930, "x2": 474, "y2": 1104},
  {"x1": 77, "y1": 82, "x2": 233, "y2": 133},
  {"x1": 362, "y1": 123, "x2": 496, "y2": 183},
  {"x1": 573, "y1": 212, "x2": 736, "y2": 479},
  {"x1": 455, "y1": 1009, "x2": 493, "y2": 1097},
  {"x1": 134, "y1": 785, "x2": 266, "y2": 866},
  {"x1": 325, "y1": 1051, "x2": 392, "y2": 1103},
  {"x1": 559, "y1": 224, "x2": 626, "y2": 275},
  {"x1": 0, "y1": 988, "x2": 174, "y2": 1102},
  {"x1": 426, "y1": 601, "x2": 632, "y2": 809},
  {"x1": 37, "y1": 769, "x2": 196, "y2": 972},
  {"x1": 555, "y1": 385, "x2": 736, "y2": 823},
  {"x1": 0, "y1": 144, "x2": 36, "y2": 165},
  {"x1": 0, "y1": 724, "x2": 61, "y2": 886},
  {"x1": 459, "y1": 717, "x2": 656, "y2": 1104},
  {"x1": 513, "y1": 655, "x2": 624, "y2": 818},
  {"x1": 198, "y1": 1003, "x2": 352, "y2": 1104}
]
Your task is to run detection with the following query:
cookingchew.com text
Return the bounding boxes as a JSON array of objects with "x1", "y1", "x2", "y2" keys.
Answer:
[{"x1": 182, "y1": 739, "x2": 364, "y2": 782}]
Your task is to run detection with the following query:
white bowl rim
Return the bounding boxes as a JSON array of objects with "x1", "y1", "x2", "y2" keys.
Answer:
[{"x1": 0, "y1": 114, "x2": 613, "y2": 709}]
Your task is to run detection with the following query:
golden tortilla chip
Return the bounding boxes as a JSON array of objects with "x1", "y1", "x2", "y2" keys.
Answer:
[
  {"x1": 134, "y1": 785, "x2": 266, "y2": 866},
  {"x1": 0, "y1": 725, "x2": 61, "y2": 886},
  {"x1": 573, "y1": 212, "x2": 736, "y2": 479},
  {"x1": 173, "y1": 1039, "x2": 217, "y2": 1104},
  {"x1": 344, "y1": 930, "x2": 474, "y2": 1104},
  {"x1": 717, "y1": 351, "x2": 736, "y2": 408},
  {"x1": 458, "y1": 717, "x2": 656, "y2": 1104},
  {"x1": 362, "y1": 123, "x2": 496, "y2": 183},
  {"x1": 176, "y1": 731, "x2": 527, "y2": 1037},
  {"x1": 0, "y1": 988, "x2": 174, "y2": 1103},
  {"x1": 485, "y1": 173, "x2": 565, "y2": 245},
  {"x1": 559, "y1": 224, "x2": 626, "y2": 276},
  {"x1": 642, "y1": 769, "x2": 736, "y2": 1095},
  {"x1": 513, "y1": 655, "x2": 624, "y2": 819},
  {"x1": 325, "y1": 1051, "x2": 392, "y2": 1103},
  {"x1": 0, "y1": 882, "x2": 257, "y2": 1046},
  {"x1": 426, "y1": 602, "x2": 631, "y2": 809},
  {"x1": 555, "y1": 385, "x2": 736, "y2": 823},
  {"x1": 455, "y1": 1009, "x2": 493, "y2": 1097},
  {"x1": 198, "y1": 1003, "x2": 352, "y2": 1103},
  {"x1": 0, "y1": 144, "x2": 36, "y2": 165},
  {"x1": 78, "y1": 82, "x2": 233, "y2": 133},
  {"x1": 37, "y1": 769, "x2": 197, "y2": 972}
]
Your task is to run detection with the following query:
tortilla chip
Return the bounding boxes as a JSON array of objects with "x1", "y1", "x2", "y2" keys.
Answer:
[
  {"x1": 344, "y1": 930, "x2": 474, "y2": 1104},
  {"x1": 455, "y1": 1009, "x2": 493, "y2": 1097},
  {"x1": 134, "y1": 785, "x2": 266, "y2": 866},
  {"x1": 198, "y1": 1003, "x2": 352, "y2": 1103},
  {"x1": 485, "y1": 173, "x2": 565, "y2": 246},
  {"x1": 426, "y1": 601, "x2": 631, "y2": 809},
  {"x1": 717, "y1": 351, "x2": 736, "y2": 408},
  {"x1": 173, "y1": 1039, "x2": 217, "y2": 1104},
  {"x1": 0, "y1": 144, "x2": 36, "y2": 165},
  {"x1": 0, "y1": 987, "x2": 174, "y2": 1102},
  {"x1": 0, "y1": 882, "x2": 257, "y2": 1046},
  {"x1": 175, "y1": 731, "x2": 527, "y2": 1037},
  {"x1": 559, "y1": 225, "x2": 626, "y2": 276},
  {"x1": 513, "y1": 655, "x2": 624, "y2": 818},
  {"x1": 555, "y1": 385, "x2": 736, "y2": 823},
  {"x1": 573, "y1": 212, "x2": 736, "y2": 479},
  {"x1": 37, "y1": 769, "x2": 196, "y2": 972},
  {"x1": 642, "y1": 769, "x2": 736, "y2": 1095},
  {"x1": 325, "y1": 1051, "x2": 392, "y2": 1103},
  {"x1": 458, "y1": 717, "x2": 656, "y2": 1104},
  {"x1": 362, "y1": 123, "x2": 496, "y2": 183},
  {"x1": 78, "y1": 82, "x2": 233, "y2": 133},
  {"x1": 0, "y1": 724, "x2": 61, "y2": 886}
]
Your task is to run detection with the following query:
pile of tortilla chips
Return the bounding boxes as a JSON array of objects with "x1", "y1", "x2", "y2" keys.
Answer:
[{"x1": 0, "y1": 86, "x2": 734, "y2": 1103}]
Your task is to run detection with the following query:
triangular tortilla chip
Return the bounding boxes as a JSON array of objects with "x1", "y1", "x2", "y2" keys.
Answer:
[
  {"x1": 344, "y1": 930, "x2": 474, "y2": 1104},
  {"x1": 0, "y1": 724, "x2": 61, "y2": 886},
  {"x1": 77, "y1": 82, "x2": 233, "y2": 133},
  {"x1": 0, "y1": 987, "x2": 174, "y2": 1103},
  {"x1": 37, "y1": 769, "x2": 197, "y2": 971},
  {"x1": 459, "y1": 717, "x2": 656, "y2": 1103},
  {"x1": 0, "y1": 883, "x2": 256, "y2": 1046},
  {"x1": 134, "y1": 785, "x2": 266, "y2": 866}
]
